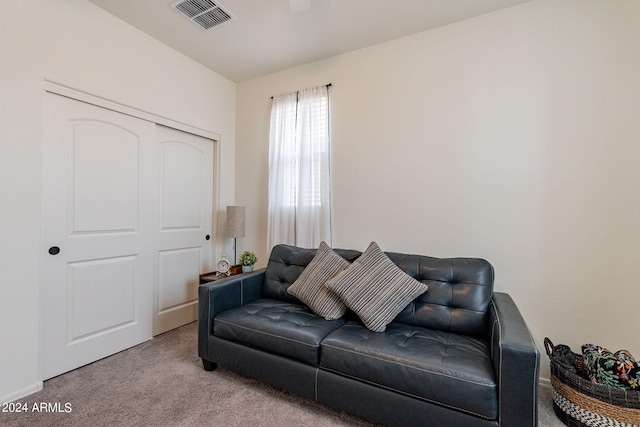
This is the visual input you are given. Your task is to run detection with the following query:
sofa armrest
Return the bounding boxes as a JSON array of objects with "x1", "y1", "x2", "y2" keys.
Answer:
[
  {"x1": 489, "y1": 292, "x2": 540, "y2": 427},
  {"x1": 197, "y1": 269, "x2": 265, "y2": 360}
]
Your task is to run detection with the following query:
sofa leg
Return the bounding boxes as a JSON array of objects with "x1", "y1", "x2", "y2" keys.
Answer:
[{"x1": 202, "y1": 359, "x2": 217, "y2": 371}]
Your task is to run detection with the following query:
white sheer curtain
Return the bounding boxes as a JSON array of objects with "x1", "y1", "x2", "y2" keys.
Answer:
[{"x1": 267, "y1": 85, "x2": 331, "y2": 250}]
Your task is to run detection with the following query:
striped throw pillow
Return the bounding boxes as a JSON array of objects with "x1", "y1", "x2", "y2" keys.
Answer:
[
  {"x1": 326, "y1": 242, "x2": 429, "y2": 332},
  {"x1": 287, "y1": 241, "x2": 350, "y2": 320}
]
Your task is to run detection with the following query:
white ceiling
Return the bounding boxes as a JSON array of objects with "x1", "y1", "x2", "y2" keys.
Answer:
[{"x1": 88, "y1": 0, "x2": 531, "y2": 83}]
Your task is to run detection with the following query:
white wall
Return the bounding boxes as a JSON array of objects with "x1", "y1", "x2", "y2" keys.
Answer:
[
  {"x1": 0, "y1": 0, "x2": 236, "y2": 402},
  {"x1": 236, "y1": 0, "x2": 640, "y2": 379}
]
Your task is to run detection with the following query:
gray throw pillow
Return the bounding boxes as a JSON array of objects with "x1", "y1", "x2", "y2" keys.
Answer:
[
  {"x1": 287, "y1": 241, "x2": 350, "y2": 320},
  {"x1": 326, "y1": 241, "x2": 429, "y2": 332}
]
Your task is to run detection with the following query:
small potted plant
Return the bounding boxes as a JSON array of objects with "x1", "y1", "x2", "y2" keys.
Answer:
[{"x1": 238, "y1": 250, "x2": 257, "y2": 273}]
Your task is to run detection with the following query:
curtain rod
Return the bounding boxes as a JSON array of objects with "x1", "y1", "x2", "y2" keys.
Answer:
[{"x1": 271, "y1": 83, "x2": 332, "y2": 99}]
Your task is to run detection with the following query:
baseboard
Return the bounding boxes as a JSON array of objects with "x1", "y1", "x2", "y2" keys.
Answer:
[{"x1": 1, "y1": 382, "x2": 43, "y2": 404}]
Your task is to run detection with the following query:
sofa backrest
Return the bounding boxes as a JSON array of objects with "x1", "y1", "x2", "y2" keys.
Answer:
[
  {"x1": 387, "y1": 252, "x2": 494, "y2": 337},
  {"x1": 263, "y1": 244, "x2": 494, "y2": 336},
  {"x1": 263, "y1": 244, "x2": 362, "y2": 302}
]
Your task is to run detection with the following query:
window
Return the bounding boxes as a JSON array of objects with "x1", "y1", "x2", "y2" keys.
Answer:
[{"x1": 267, "y1": 85, "x2": 331, "y2": 250}]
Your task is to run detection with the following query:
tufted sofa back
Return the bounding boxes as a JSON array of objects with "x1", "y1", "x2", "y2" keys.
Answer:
[
  {"x1": 387, "y1": 252, "x2": 494, "y2": 337},
  {"x1": 263, "y1": 244, "x2": 494, "y2": 336},
  {"x1": 263, "y1": 244, "x2": 361, "y2": 302}
]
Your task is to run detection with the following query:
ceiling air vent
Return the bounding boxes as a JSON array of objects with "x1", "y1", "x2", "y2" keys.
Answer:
[{"x1": 171, "y1": 0, "x2": 235, "y2": 31}]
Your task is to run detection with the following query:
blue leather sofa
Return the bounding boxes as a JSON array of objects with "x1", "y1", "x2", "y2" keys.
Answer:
[{"x1": 198, "y1": 244, "x2": 540, "y2": 426}]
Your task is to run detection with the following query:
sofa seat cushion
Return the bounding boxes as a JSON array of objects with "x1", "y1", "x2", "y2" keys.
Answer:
[
  {"x1": 320, "y1": 321, "x2": 498, "y2": 420},
  {"x1": 214, "y1": 298, "x2": 345, "y2": 366}
]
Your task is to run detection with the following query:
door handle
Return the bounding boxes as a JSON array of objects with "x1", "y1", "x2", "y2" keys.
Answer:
[{"x1": 49, "y1": 246, "x2": 61, "y2": 255}]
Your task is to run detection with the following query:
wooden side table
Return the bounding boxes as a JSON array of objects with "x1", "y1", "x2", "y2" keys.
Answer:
[{"x1": 199, "y1": 270, "x2": 242, "y2": 284}]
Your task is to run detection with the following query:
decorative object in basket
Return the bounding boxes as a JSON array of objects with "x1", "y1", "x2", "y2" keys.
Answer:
[
  {"x1": 582, "y1": 344, "x2": 640, "y2": 391},
  {"x1": 545, "y1": 338, "x2": 640, "y2": 427}
]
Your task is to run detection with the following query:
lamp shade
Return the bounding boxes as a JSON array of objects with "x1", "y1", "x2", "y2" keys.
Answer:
[{"x1": 225, "y1": 206, "x2": 245, "y2": 238}]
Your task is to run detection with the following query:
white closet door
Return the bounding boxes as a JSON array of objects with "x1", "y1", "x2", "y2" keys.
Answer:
[
  {"x1": 154, "y1": 125, "x2": 213, "y2": 335},
  {"x1": 41, "y1": 93, "x2": 157, "y2": 380}
]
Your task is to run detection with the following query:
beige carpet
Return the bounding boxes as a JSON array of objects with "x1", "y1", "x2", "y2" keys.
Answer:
[{"x1": 1, "y1": 321, "x2": 563, "y2": 426}]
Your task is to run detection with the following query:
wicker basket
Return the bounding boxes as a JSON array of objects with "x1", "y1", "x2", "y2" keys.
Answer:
[{"x1": 545, "y1": 338, "x2": 640, "y2": 427}]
